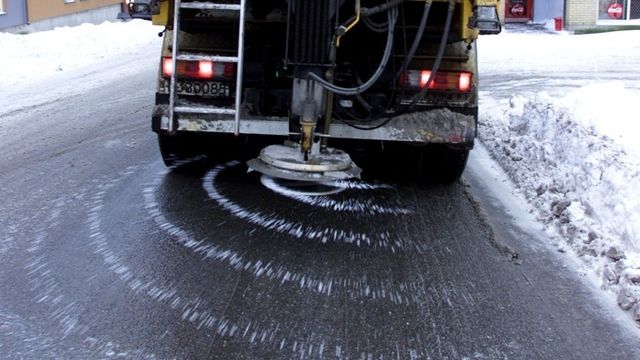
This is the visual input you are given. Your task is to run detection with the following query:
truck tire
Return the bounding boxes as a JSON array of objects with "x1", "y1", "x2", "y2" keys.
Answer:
[
  {"x1": 421, "y1": 145, "x2": 470, "y2": 183},
  {"x1": 157, "y1": 133, "x2": 202, "y2": 167}
]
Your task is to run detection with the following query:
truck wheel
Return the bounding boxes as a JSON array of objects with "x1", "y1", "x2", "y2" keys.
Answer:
[
  {"x1": 157, "y1": 133, "x2": 202, "y2": 167},
  {"x1": 421, "y1": 145, "x2": 470, "y2": 183}
]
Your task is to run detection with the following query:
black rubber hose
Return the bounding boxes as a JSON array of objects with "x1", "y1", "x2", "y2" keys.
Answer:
[
  {"x1": 394, "y1": 0, "x2": 432, "y2": 80},
  {"x1": 339, "y1": 0, "x2": 456, "y2": 130},
  {"x1": 363, "y1": 15, "x2": 388, "y2": 33},
  {"x1": 406, "y1": 0, "x2": 455, "y2": 111},
  {"x1": 307, "y1": 4, "x2": 398, "y2": 96},
  {"x1": 344, "y1": 0, "x2": 432, "y2": 123},
  {"x1": 354, "y1": 0, "x2": 431, "y2": 118},
  {"x1": 361, "y1": 0, "x2": 403, "y2": 16}
]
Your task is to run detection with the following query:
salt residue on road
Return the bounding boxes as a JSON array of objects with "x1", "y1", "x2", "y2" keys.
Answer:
[
  {"x1": 479, "y1": 29, "x2": 640, "y2": 322},
  {"x1": 3, "y1": 18, "x2": 640, "y2": 323}
]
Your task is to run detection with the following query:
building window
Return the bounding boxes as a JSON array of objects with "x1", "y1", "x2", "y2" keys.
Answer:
[
  {"x1": 631, "y1": 0, "x2": 640, "y2": 19},
  {"x1": 599, "y1": 0, "x2": 640, "y2": 20},
  {"x1": 64, "y1": 0, "x2": 76, "y2": 3}
]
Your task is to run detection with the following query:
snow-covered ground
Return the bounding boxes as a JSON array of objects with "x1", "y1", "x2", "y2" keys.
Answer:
[
  {"x1": 0, "y1": 20, "x2": 163, "y2": 122},
  {"x1": 0, "y1": 20, "x2": 161, "y2": 88},
  {"x1": 479, "y1": 28, "x2": 640, "y2": 322},
  {"x1": 2, "y1": 20, "x2": 640, "y2": 323}
]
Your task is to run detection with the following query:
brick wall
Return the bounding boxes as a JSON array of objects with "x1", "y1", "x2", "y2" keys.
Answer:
[
  {"x1": 498, "y1": 0, "x2": 506, "y2": 23},
  {"x1": 566, "y1": 0, "x2": 598, "y2": 28}
]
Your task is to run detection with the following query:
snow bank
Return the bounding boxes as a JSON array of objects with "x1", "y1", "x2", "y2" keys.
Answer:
[
  {"x1": 480, "y1": 84, "x2": 640, "y2": 322},
  {"x1": 0, "y1": 20, "x2": 161, "y2": 87},
  {"x1": 558, "y1": 82, "x2": 640, "y2": 158},
  {"x1": 478, "y1": 29, "x2": 640, "y2": 322}
]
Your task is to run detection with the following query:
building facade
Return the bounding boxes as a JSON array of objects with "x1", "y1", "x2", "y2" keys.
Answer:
[
  {"x1": 503, "y1": 0, "x2": 640, "y2": 29},
  {"x1": 3, "y1": 0, "x2": 639, "y2": 32},
  {"x1": 570, "y1": 0, "x2": 640, "y2": 28},
  {"x1": 1, "y1": 0, "x2": 124, "y2": 31},
  {"x1": 26, "y1": 0, "x2": 123, "y2": 23}
]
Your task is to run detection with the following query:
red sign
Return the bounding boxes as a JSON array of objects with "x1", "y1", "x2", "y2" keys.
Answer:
[
  {"x1": 510, "y1": 3, "x2": 526, "y2": 16},
  {"x1": 505, "y1": 0, "x2": 532, "y2": 20},
  {"x1": 608, "y1": 3, "x2": 624, "y2": 19}
]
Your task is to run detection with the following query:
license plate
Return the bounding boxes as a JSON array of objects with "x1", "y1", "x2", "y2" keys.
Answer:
[{"x1": 175, "y1": 81, "x2": 231, "y2": 97}]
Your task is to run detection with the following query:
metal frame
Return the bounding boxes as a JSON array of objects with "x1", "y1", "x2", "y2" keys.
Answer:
[
  {"x1": 163, "y1": 110, "x2": 477, "y2": 144},
  {"x1": 235, "y1": 0, "x2": 246, "y2": 136},
  {"x1": 167, "y1": 0, "x2": 246, "y2": 134},
  {"x1": 168, "y1": 0, "x2": 180, "y2": 132}
]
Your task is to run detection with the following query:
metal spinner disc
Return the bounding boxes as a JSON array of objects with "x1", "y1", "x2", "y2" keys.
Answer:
[{"x1": 247, "y1": 144, "x2": 362, "y2": 182}]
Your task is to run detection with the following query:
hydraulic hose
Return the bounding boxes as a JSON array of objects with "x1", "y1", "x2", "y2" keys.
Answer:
[
  {"x1": 395, "y1": 0, "x2": 432, "y2": 80},
  {"x1": 354, "y1": 0, "x2": 432, "y2": 118},
  {"x1": 344, "y1": 0, "x2": 403, "y2": 33},
  {"x1": 307, "y1": 4, "x2": 398, "y2": 96},
  {"x1": 361, "y1": 0, "x2": 403, "y2": 16},
  {"x1": 339, "y1": 0, "x2": 456, "y2": 130},
  {"x1": 363, "y1": 15, "x2": 388, "y2": 33},
  {"x1": 406, "y1": 0, "x2": 455, "y2": 111}
]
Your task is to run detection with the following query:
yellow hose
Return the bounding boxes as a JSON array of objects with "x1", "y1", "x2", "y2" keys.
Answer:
[{"x1": 337, "y1": 0, "x2": 361, "y2": 47}]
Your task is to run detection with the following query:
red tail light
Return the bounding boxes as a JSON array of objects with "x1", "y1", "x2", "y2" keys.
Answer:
[
  {"x1": 162, "y1": 57, "x2": 235, "y2": 80},
  {"x1": 458, "y1": 72, "x2": 472, "y2": 93},
  {"x1": 402, "y1": 70, "x2": 473, "y2": 93},
  {"x1": 198, "y1": 61, "x2": 214, "y2": 78},
  {"x1": 162, "y1": 58, "x2": 173, "y2": 77},
  {"x1": 419, "y1": 71, "x2": 431, "y2": 88}
]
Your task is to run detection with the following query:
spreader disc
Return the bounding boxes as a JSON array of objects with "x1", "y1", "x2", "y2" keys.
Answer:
[
  {"x1": 259, "y1": 144, "x2": 353, "y2": 172},
  {"x1": 247, "y1": 144, "x2": 362, "y2": 182}
]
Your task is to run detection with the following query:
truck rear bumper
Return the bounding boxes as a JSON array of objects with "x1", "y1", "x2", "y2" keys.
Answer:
[{"x1": 152, "y1": 105, "x2": 477, "y2": 145}]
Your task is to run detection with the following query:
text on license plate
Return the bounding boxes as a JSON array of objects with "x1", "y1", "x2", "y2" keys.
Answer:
[{"x1": 176, "y1": 81, "x2": 231, "y2": 97}]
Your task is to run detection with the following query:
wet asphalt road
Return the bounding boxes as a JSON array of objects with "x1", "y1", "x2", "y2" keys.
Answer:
[{"x1": 1, "y1": 57, "x2": 640, "y2": 360}]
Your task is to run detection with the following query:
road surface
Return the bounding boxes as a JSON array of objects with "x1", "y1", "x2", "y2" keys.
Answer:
[{"x1": 1, "y1": 37, "x2": 639, "y2": 360}]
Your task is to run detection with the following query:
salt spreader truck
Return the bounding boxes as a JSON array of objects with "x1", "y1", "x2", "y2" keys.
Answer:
[{"x1": 126, "y1": 0, "x2": 501, "y2": 182}]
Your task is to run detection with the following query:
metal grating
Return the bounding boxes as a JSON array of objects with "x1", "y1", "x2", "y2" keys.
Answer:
[
  {"x1": 287, "y1": 0, "x2": 333, "y2": 66},
  {"x1": 631, "y1": 0, "x2": 640, "y2": 19}
]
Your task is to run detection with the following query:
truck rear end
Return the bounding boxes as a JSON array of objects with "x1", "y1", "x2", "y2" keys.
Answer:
[{"x1": 128, "y1": 0, "x2": 500, "y2": 182}]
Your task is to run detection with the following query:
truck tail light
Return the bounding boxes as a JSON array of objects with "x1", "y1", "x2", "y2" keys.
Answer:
[
  {"x1": 402, "y1": 70, "x2": 473, "y2": 93},
  {"x1": 162, "y1": 58, "x2": 174, "y2": 77},
  {"x1": 162, "y1": 57, "x2": 235, "y2": 80},
  {"x1": 458, "y1": 72, "x2": 472, "y2": 93}
]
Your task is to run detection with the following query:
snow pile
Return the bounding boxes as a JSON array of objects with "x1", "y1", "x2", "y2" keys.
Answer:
[
  {"x1": 558, "y1": 82, "x2": 640, "y2": 158},
  {"x1": 479, "y1": 84, "x2": 640, "y2": 321},
  {"x1": 0, "y1": 20, "x2": 161, "y2": 87},
  {"x1": 479, "y1": 28, "x2": 640, "y2": 322}
]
